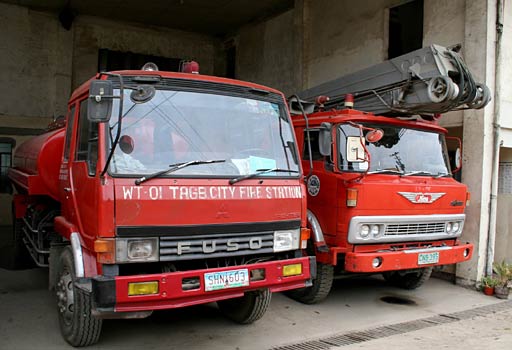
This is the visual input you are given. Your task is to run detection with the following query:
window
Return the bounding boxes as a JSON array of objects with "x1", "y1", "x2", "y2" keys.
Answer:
[
  {"x1": 63, "y1": 105, "x2": 76, "y2": 161},
  {"x1": 0, "y1": 138, "x2": 15, "y2": 194},
  {"x1": 98, "y1": 49, "x2": 181, "y2": 72},
  {"x1": 76, "y1": 100, "x2": 98, "y2": 176},
  {"x1": 302, "y1": 130, "x2": 324, "y2": 161},
  {"x1": 388, "y1": 0, "x2": 424, "y2": 59}
]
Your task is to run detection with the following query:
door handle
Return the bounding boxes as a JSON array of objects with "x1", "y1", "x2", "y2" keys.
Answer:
[{"x1": 64, "y1": 187, "x2": 72, "y2": 193}]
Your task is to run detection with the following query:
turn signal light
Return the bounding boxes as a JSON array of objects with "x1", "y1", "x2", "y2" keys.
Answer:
[
  {"x1": 300, "y1": 228, "x2": 310, "y2": 249},
  {"x1": 128, "y1": 281, "x2": 159, "y2": 296},
  {"x1": 347, "y1": 188, "x2": 358, "y2": 207},
  {"x1": 94, "y1": 239, "x2": 115, "y2": 264},
  {"x1": 466, "y1": 192, "x2": 471, "y2": 206},
  {"x1": 282, "y1": 263, "x2": 303, "y2": 277}
]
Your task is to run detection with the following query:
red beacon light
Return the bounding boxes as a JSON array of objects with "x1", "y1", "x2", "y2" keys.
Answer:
[
  {"x1": 181, "y1": 60, "x2": 200, "y2": 74},
  {"x1": 344, "y1": 94, "x2": 354, "y2": 109}
]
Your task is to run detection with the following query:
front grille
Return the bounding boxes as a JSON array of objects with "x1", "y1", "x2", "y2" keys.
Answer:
[
  {"x1": 385, "y1": 222, "x2": 446, "y2": 236},
  {"x1": 159, "y1": 231, "x2": 275, "y2": 262}
]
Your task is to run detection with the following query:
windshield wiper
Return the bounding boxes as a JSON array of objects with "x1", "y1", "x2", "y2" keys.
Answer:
[
  {"x1": 434, "y1": 172, "x2": 452, "y2": 178},
  {"x1": 229, "y1": 168, "x2": 300, "y2": 185},
  {"x1": 367, "y1": 169, "x2": 404, "y2": 175},
  {"x1": 401, "y1": 170, "x2": 434, "y2": 177},
  {"x1": 135, "y1": 159, "x2": 225, "y2": 185}
]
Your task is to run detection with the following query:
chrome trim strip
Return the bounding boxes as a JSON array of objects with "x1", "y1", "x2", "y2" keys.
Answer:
[
  {"x1": 402, "y1": 246, "x2": 453, "y2": 253},
  {"x1": 70, "y1": 232, "x2": 85, "y2": 278},
  {"x1": 348, "y1": 214, "x2": 466, "y2": 244},
  {"x1": 307, "y1": 210, "x2": 325, "y2": 244}
]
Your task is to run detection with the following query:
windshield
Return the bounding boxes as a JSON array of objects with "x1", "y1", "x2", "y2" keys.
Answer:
[
  {"x1": 107, "y1": 88, "x2": 299, "y2": 177},
  {"x1": 337, "y1": 123, "x2": 451, "y2": 175}
]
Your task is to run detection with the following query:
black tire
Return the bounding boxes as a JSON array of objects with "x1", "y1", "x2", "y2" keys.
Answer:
[
  {"x1": 56, "y1": 247, "x2": 102, "y2": 347},
  {"x1": 285, "y1": 262, "x2": 334, "y2": 304},
  {"x1": 383, "y1": 267, "x2": 433, "y2": 290},
  {"x1": 217, "y1": 289, "x2": 271, "y2": 324}
]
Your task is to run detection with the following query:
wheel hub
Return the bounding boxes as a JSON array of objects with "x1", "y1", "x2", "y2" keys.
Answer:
[{"x1": 57, "y1": 270, "x2": 74, "y2": 324}]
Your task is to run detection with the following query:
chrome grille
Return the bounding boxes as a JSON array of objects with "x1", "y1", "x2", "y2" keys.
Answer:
[
  {"x1": 385, "y1": 222, "x2": 446, "y2": 236},
  {"x1": 159, "y1": 231, "x2": 274, "y2": 261}
]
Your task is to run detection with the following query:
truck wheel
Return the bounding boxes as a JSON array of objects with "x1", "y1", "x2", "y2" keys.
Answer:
[
  {"x1": 217, "y1": 289, "x2": 271, "y2": 324},
  {"x1": 383, "y1": 267, "x2": 433, "y2": 290},
  {"x1": 285, "y1": 262, "x2": 334, "y2": 304},
  {"x1": 56, "y1": 247, "x2": 102, "y2": 347}
]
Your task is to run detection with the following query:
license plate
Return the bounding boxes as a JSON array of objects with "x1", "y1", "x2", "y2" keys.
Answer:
[
  {"x1": 204, "y1": 269, "x2": 249, "y2": 291},
  {"x1": 418, "y1": 251, "x2": 439, "y2": 265}
]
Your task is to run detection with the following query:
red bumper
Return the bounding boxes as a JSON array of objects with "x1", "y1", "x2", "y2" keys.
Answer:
[
  {"x1": 344, "y1": 243, "x2": 473, "y2": 273},
  {"x1": 92, "y1": 256, "x2": 313, "y2": 313}
]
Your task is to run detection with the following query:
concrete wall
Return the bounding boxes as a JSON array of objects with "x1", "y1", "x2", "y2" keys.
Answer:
[
  {"x1": 72, "y1": 15, "x2": 218, "y2": 90},
  {"x1": 235, "y1": 9, "x2": 301, "y2": 96},
  {"x1": 496, "y1": 148, "x2": 512, "y2": 263},
  {"x1": 0, "y1": 2, "x2": 220, "y2": 225}
]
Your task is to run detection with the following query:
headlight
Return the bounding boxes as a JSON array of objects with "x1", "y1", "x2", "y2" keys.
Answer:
[
  {"x1": 452, "y1": 222, "x2": 460, "y2": 233},
  {"x1": 274, "y1": 229, "x2": 300, "y2": 252},
  {"x1": 446, "y1": 222, "x2": 453, "y2": 233},
  {"x1": 117, "y1": 238, "x2": 159, "y2": 263},
  {"x1": 360, "y1": 225, "x2": 370, "y2": 238},
  {"x1": 370, "y1": 224, "x2": 380, "y2": 237}
]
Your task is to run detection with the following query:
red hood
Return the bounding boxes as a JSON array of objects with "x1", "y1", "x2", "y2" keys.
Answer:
[{"x1": 343, "y1": 174, "x2": 467, "y2": 216}]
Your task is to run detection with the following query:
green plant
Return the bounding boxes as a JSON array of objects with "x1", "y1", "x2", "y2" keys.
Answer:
[
  {"x1": 480, "y1": 275, "x2": 499, "y2": 288},
  {"x1": 492, "y1": 260, "x2": 512, "y2": 288}
]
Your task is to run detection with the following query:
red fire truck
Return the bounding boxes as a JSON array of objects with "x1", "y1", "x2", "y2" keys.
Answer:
[
  {"x1": 286, "y1": 45, "x2": 486, "y2": 304},
  {"x1": 7, "y1": 63, "x2": 313, "y2": 346}
]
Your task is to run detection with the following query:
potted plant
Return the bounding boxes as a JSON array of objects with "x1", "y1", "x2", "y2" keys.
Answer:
[
  {"x1": 493, "y1": 260, "x2": 512, "y2": 299},
  {"x1": 480, "y1": 276, "x2": 499, "y2": 296}
]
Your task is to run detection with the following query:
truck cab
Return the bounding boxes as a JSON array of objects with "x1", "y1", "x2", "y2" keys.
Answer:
[{"x1": 289, "y1": 106, "x2": 473, "y2": 303}]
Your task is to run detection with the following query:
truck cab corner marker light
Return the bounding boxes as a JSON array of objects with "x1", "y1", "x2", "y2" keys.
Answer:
[
  {"x1": 466, "y1": 192, "x2": 471, "y2": 206},
  {"x1": 347, "y1": 188, "x2": 358, "y2": 207}
]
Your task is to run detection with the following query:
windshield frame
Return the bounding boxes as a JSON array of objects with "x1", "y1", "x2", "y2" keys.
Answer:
[
  {"x1": 335, "y1": 122, "x2": 452, "y2": 177},
  {"x1": 103, "y1": 78, "x2": 301, "y2": 180}
]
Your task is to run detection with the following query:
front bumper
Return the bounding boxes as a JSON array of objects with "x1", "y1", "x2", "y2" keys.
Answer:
[
  {"x1": 344, "y1": 243, "x2": 473, "y2": 273},
  {"x1": 91, "y1": 256, "x2": 314, "y2": 314}
]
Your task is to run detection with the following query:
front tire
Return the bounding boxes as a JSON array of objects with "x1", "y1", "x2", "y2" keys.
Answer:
[
  {"x1": 383, "y1": 267, "x2": 433, "y2": 290},
  {"x1": 286, "y1": 262, "x2": 334, "y2": 304},
  {"x1": 56, "y1": 247, "x2": 102, "y2": 347},
  {"x1": 217, "y1": 289, "x2": 271, "y2": 324}
]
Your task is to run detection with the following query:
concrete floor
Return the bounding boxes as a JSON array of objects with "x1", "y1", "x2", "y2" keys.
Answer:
[{"x1": 0, "y1": 266, "x2": 509, "y2": 350}]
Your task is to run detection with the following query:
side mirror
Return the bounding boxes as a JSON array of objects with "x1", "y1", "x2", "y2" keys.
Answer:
[
  {"x1": 88, "y1": 80, "x2": 113, "y2": 123},
  {"x1": 318, "y1": 122, "x2": 332, "y2": 157},
  {"x1": 446, "y1": 136, "x2": 462, "y2": 173}
]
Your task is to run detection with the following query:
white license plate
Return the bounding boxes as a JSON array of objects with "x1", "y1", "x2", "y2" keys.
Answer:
[
  {"x1": 204, "y1": 269, "x2": 249, "y2": 291},
  {"x1": 418, "y1": 251, "x2": 440, "y2": 265}
]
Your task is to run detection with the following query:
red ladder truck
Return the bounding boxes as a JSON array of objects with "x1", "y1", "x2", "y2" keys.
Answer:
[
  {"x1": 7, "y1": 62, "x2": 313, "y2": 346},
  {"x1": 286, "y1": 45, "x2": 487, "y2": 303}
]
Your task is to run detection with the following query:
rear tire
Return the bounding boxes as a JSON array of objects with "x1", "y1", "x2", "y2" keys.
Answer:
[
  {"x1": 383, "y1": 267, "x2": 433, "y2": 290},
  {"x1": 56, "y1": 247, "x2": 102, "y2": 347},
  {"x1": 285, "y1": 262, "x2": 333, "y2": 304},
  {"x1": 217, "y1": 289, "x2": 271, "y2": 324}
]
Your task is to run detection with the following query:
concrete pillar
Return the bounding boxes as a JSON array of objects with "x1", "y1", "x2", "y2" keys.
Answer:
[{"x1": 459, "y1": 0, "x2": 497, "y2": 285}]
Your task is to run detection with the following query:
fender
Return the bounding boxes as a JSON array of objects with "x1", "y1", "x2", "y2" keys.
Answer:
[
  {"x1": 53, "y1": 216, "x2": 98, "y2": 277},
  {"x1": 307, "y1": 209, "x2": 329, "y2": 253}
]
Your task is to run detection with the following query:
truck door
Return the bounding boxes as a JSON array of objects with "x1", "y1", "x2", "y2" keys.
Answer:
[
  {"x1": 60, "y1": 105, "x2": 76, "y2": 221},
  {"x1": 68, "y1": 98, "x2": 100, "y2": 246}
]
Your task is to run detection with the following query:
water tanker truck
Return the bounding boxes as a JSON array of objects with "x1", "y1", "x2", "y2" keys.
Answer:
[{"x1": 8, "y1": 62, "x2": 314, "y2": 346}]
